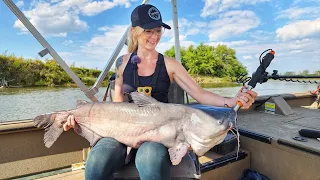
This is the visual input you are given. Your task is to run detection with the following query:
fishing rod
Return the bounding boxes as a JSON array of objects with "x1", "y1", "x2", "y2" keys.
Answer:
[
  {"x1": 259, "y1": 70, "x2": 320, "y2": 84},
  {"x1": 233, "y1": 49, "x2": 276, "y2": 112}
]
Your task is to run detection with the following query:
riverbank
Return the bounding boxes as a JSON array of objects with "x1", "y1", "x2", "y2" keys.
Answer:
[{"x1": 191, "y1": 75, "x2": 232, "y2": 84}]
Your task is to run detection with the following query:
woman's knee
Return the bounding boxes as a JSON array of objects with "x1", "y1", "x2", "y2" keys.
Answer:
[
  {"x1": 136, "y1": 142, "x2": 168, "y2": 160},
  {"x1": 135, "y1": 142, "x2": 171, "y2": 174},
  {"x1": 88, "y1": 137, "x2": 126, "y2": 161},
  {"x1": 85, "y1": 137, "x2": 127, "y2": 179}
]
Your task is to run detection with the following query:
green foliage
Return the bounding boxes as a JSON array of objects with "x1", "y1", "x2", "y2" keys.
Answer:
[
  {"x1": 283, "y1": 70, "x2": 320, "y2": 76},
  {"x1": 164, "y1": 43, "x2": 248, "y2": 80},
  {"x1": 0, "y1": 53, "x2": 113, "y2": 87},
  {"x1": 283, "y1": 71, "x2": 296, "y2": 76},
  {"x1": 300, "y1": 70, "x2": 309, "y2": 76}
]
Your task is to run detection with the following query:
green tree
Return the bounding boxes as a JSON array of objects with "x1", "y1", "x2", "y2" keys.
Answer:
[
  {"x1": 164, "y1": 43, "x2": 247, "y2": 79},
  {"x1": 284, "y1": 71, "x2": 296, "y2": 76},
  {"x1": 300, "y1": 70, "x2": 309, "y2": 76}
]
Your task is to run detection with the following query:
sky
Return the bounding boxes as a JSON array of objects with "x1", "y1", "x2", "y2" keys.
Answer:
[{"x1": 0, "y1": 0, "x2": 319, "y2": 75}]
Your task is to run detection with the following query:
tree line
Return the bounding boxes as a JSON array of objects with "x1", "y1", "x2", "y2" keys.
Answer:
[
  {"x1": 1, "y1": 43, "x2": 247, "y2": 87},
  {"x1": 0, "y1": 53, "x2": 113, "y2": 87},
  {"x1": 4, "y1": 43, "x2": 317, "y2": 87},
  {"x1": 282, "y1": 70, "x2": 320, "y2": 76}
]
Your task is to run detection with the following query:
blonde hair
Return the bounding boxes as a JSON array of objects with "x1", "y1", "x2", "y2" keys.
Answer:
[{"x1": 128, "y1": 26, "x2": 144, "y2": 53}]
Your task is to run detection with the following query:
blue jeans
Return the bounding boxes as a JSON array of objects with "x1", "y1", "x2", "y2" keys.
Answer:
[{"x1": 84, "y1": 137, "x2": 171, "y2": 180}]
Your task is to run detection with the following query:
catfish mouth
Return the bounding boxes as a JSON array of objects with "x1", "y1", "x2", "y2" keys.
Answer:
[
  {"x1": 190, "y1": 132, "x2": 213, "y2": 148},
  {"x1": 190, "y1": 126, "x2": 231, "y2": 147},
  {"x1": 191, "y1": 120, "x2": 233, "y2": 145},
  {"x1": 190, "y1": 131, "x2": 229, "y2": 156},
  {"x1": 189, "y1": 121, "x2": 233, "y2": 156}
]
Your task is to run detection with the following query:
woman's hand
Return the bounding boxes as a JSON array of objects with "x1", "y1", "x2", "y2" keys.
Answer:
[
  {"x1": 63, "y1": 115, "x2": 76, "y2": 131},
  {"x1": 234, "y1": 86, "x2": 258, "y2": 109}
]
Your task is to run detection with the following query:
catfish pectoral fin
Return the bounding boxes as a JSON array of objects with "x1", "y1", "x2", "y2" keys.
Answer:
[{"x1": 168, "y1": 142, "x2": 190, "y2": 165}]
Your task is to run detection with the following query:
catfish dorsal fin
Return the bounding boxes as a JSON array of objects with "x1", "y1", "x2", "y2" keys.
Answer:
[
  {"x1": 130, "y1": 92, "x2": 159, "y2": 107},
  {"x1": 76, "y1": 100, "x2": 89, "y2": 108}
]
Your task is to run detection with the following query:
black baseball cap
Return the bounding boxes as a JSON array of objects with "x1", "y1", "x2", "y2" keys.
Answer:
[{"x1": 131, "y1": 4, "x2": 171, "y2": 30}]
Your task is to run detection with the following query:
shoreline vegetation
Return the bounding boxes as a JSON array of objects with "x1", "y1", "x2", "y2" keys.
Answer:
[
  {"x1": 1, "y1": 44, "x2": 319, "y2": 88},
  {"x1": 0, "y1": 54, "x2": 232, "y2": 88}
]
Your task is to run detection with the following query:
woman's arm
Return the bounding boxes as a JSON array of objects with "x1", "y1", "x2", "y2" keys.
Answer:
[
  {"x1": 165, "y1": 57, "x2": 257, "y2": 109},
  {"x1": 113, "y1": 54, "x2": 130, "y2": 102}
]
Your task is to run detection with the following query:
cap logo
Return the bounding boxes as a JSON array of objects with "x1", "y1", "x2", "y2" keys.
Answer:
[{"x1": 148, "y1": 7, "x2": 160, "y2": 20}]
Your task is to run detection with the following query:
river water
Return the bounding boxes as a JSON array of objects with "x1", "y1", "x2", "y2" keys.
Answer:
[{"x1": 0, "y1": 81, "x2": 318, "y2": 123}]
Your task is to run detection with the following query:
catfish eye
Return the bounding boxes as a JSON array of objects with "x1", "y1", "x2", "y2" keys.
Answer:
[{"x1": 218, "y1": 120, "x2": 223, "y2": 125}]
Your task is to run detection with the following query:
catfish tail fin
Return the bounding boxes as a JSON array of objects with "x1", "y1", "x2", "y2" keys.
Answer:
[{"x1": 34, "y1": 111, "x2": 69, "y2": 148}]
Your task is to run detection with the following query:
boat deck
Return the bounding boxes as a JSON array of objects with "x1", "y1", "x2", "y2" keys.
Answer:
[
  {"x1": 237, "y1": 106, "x2": 320, "y2": 155},
  {"x1": 38, "y1": 170, "x2": 84, "y2": 180}
]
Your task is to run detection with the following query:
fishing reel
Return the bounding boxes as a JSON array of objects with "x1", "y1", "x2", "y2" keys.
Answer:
[
  {"x1": 233, "y1": 49, "x2": 276, "y2": 111},
  {"x1": 137, "y1": 86, "x2": 152, "y2": 96}
]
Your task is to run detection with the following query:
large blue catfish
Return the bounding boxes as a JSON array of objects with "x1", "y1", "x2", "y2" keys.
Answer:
[{"x1": 34, "y1": 92, "x2": 236, "y2": 165}]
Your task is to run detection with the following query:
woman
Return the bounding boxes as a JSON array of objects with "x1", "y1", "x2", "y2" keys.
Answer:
[{"x1": 64, "y1": 4, "x2": 257, "y2": 180}]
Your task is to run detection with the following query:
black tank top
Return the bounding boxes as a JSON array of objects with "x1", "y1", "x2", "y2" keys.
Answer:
[{"x1": 122, "y1": 52, "x2": 171, "y2": 103}]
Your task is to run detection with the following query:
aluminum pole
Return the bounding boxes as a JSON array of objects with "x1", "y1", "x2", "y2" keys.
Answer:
[{"x1": 171, "y1": 0, "x2": 181, "y2": 63}]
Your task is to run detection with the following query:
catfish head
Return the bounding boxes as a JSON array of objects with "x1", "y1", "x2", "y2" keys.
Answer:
[{"x1": 183, "y1": 105, "x2": 236, "y2": 156}]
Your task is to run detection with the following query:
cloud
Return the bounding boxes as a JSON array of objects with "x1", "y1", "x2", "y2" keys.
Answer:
[
  {"x1": 13, "y1": 0, "x2": 132, "y2": 36},
  {"x1": 208, "y1": 40, "x2": 250, "y2": 47},
  {"x1": 169, "y1": 35, "x2": 187, "y2": 42},
  {"x1": 80, "y1": 25, "x2": 129, "y2": 62},
  {"x1": 13, "y1": 2, "x2": 88, "y2": 37},
  {"x1": 201, "y1": 0, "x2": 271, "y2": 17},
  {"x1": 63, "y1": 40, "x2": 73, "y2": 45},
  {"x1": 208, "y1": 10, "x2": 260, "y2": 41},
  {"x1": 80, "y1": 0, "x2": 131, "y2": 16},
  {"x1": 248, "y1": 30, "x2": 275, "y2": 41},
  {"x1": 292, "y1": 0, "x2": 320, "y2": 6},
  {"x1": 243, "y1": 55, "x2": 253, "y2": 60},
  {"x1": 51, "y1": 24, "x2": 129, "y2": 71},
  {"x1": 275, "y1": 7, "x2": 320, "y2": 20},
  {"x1": 16, "y1": 0, "x2": 24, "y2": 8},
  {"x1": 276, "y1": 18, "x2": 320, "y2": 41},
  {"x1": 169, "y1": 18, "x2": 208, "y2": 38}
]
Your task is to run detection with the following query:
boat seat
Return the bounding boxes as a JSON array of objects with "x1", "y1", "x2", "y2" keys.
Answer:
[{"x1": 113, "y1": 151, "x2": 201, "y2": 179}]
